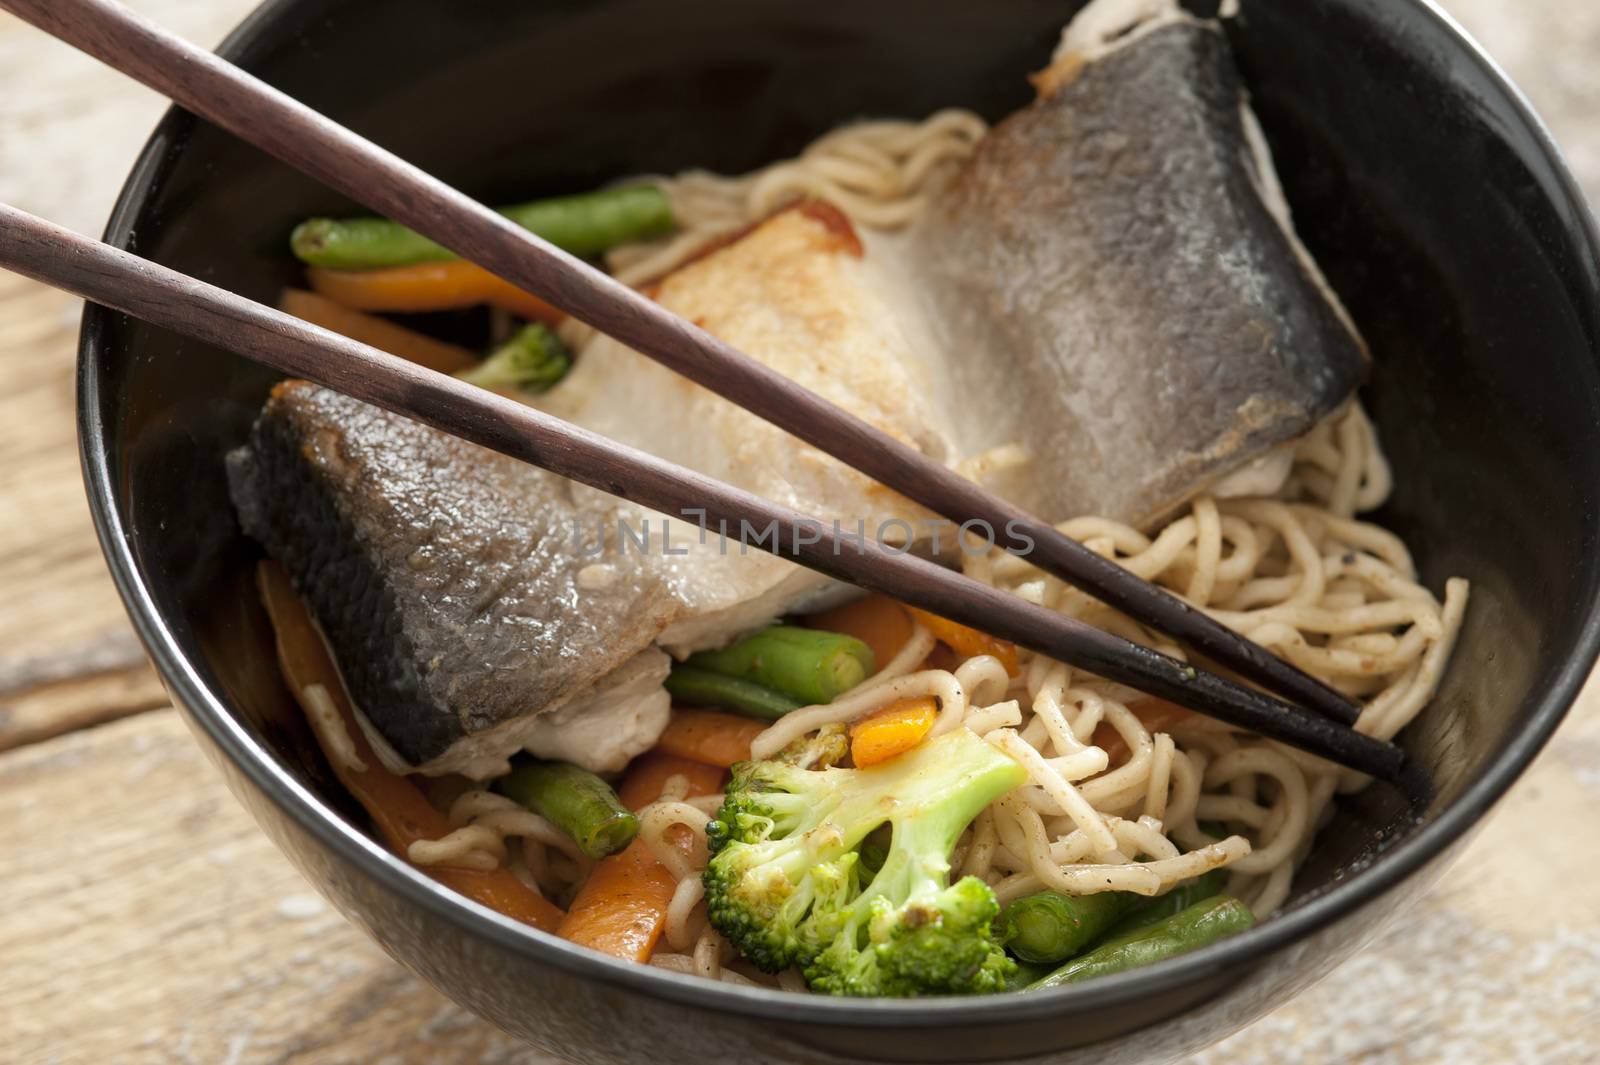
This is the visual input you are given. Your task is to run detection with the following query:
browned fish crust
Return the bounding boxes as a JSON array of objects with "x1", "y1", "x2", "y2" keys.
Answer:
[
  {"x1": 913, "y1": 15, "x2": 1369, "y2": 525},
  {"x1": 227, "y1": 382, "x2": 677, "y2": 768}
]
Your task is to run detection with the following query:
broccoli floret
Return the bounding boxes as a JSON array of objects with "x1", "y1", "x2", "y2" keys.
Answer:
[
  {"x1": 704, "y1": 727, "x2": 1026, "y2": 996},
  {"x1": 456, "y1": 322, "x2": 571, "y2": 393}
]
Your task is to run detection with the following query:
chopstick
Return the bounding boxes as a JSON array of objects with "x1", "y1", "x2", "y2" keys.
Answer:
[
  {"x1": 0, "y1": 0, "x2": 1364, "y2": 729},
  {"x1": 0, "y1": 201, "x2": 1404, "y2": 781}
]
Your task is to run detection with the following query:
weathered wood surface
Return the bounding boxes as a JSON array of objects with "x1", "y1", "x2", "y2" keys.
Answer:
[{"x1": 0, "y1": 1, "x2": 1597, "y2": 1062}]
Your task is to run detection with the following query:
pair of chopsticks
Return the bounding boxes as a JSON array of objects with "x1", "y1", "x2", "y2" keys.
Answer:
[{"x1": 0, "y1": 0, "x2": 1410, "y2": 784}]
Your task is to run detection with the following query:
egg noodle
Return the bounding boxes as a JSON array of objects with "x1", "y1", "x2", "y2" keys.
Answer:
[{"x1": 424, "y1": 115, "x2": 1467, "y2": 988}]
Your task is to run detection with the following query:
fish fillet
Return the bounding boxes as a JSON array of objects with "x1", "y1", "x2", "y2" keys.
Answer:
[
  {"x1": 228, "y1": 205, "x2": 951, "y2": 778},
  {"x1": 902, "y1": 0, "x2": 1368, "y2": 526}
]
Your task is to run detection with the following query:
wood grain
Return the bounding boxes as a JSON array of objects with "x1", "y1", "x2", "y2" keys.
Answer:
[
  {"x1": 0, "y1": 662, "x2": 165, "y2": 752},
  {"x1": 0, "y1": 0, "x2": 1365, "y2": 727},
  {"x1": 0, "y1": 273, "x2": 132, "y2": 663},
  {"x1": 0, "y1": 710, "x2": 557, "y2": 1065}
]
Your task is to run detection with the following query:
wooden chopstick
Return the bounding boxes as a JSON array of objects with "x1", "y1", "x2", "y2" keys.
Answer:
[
  {"x1": 0, "y1": 0, "x2": 1364, "y2": 729},
  {"x1": 0, "y1": 202, "x2": 1404, "y2": 781}
]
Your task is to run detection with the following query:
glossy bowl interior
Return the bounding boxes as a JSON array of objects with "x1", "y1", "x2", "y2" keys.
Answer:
[{"x1": 79, "y1": 0, "x2": 1600, "y2": 1062}]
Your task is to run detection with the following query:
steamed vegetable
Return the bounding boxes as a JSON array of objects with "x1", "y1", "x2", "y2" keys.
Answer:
[
  {"x1": 805, "y1": 595, "x2": 915, "y2": 668},
  {"x1": 704, "y1": 728, "x2": 1027, "y2": 995},
  {"x1": 495, "y1": 759, "x2": 637, "y2": 860},
  {"x1": 663, "y1": 667, "x2": 802, "y2": 722},
  {"x1": 278, "y1": 288, "x2": 477, "y2": 374},
  {"x1": 1002, "y1": 869, "x2": 1229, "y2": 966},
  {"x1": 256, "y1": 561, "x2": 563, "y2": 932},
  {"x1": 616, "y1": 752, "x2": 727, "y2": 810},
  {"x1": 999, "y1": 890, "x2": 1134, "y2": 965},
  {"x1": 905, "y1": 606, "x2": 1020, "y2": 675},
  {"x1": 306, "y1": 259, "x2": 563, "y2": 321},
  {"x1": 1029, "y1": 897, "x2": 1255, "y2": 988},
  {"x1": 457, "y1": 322, "x2": 572, "y2": 394},
  {"x1": 556, "y1": 837, "x2": 678, "y2": 961},
  {"x1": 655, "y1": 710, "x2": 768, "y2": 768},
  {"x1": 682, "y1": 625, "x2": 876, "y2": 705},
  {"x1": 556, "y1": 744, "x2": 725, "y2": 961},
  {"x1": 848, "y1": 695, "x2": 937, "y2": 768},
  {"x1": 291, "y1": 185, "x2": 674, "y2": 269},
  {"x1": 1106, "y1": 868, "x2": 1228, "y2": 938},
  {"x1": 1004, "y1": 959, "x2": 1054, "y2": 991}
]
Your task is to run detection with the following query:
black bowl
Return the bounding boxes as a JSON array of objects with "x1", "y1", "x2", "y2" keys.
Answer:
[{"x1": 79, "y1": 0, "x2": 1600, "y2": 1062}]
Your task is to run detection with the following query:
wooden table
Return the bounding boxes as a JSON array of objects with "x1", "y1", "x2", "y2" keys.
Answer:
[{"x1": 3, "y1": 2, "x2": 1598, "y2": 1061}]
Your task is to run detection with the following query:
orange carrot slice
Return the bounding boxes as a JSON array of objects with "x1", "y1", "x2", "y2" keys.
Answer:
[
  {"x1": 278, "y1": 288, "x2": 477, "y2": 374},
  {"x1": 617, "y1": 752, "x2": 726, "y2": 810},
  {"x1": 556, "y1": 837, "x2": 679, "y2": 961},
  {"x1": 655, "y1": 709, "x2": 766, "y2": 768},
  {"x1": 257, "y1": 561, "x2": 563, "y2": 932},
  {"x1": 849, "y1": 696, "x2": 938, "y2": 768},
  {"x1": 906, "y1": 607, "x2": 1021, "y2": 676},
  {"x1": 556, "y1": 751, "x2": 723, "y2": 961},
  {"x1": 307, "y1": 259, "x2": 563, "y2": 322},
  {"x1": 805, "y1": 594, "x2": 914, "y2": 669}
]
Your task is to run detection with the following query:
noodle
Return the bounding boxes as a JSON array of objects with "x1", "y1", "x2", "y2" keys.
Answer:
[
  {"x1": 396, "y1": 113, "x2": 1467, "y2": 987},
  {"x1": 630, "y1": 399, "x2": 1468, "y2": 966},
  {"x1": 603, "y1": 109, "x2": 988, "y2": 287}
]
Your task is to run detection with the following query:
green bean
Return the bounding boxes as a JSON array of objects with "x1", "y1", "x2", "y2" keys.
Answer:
[
  {"x1": 683, "y1": 625, "x2": 875, "y2": 705},
  {"x1": 663, "y1": 666, "x2": 803, "y2": 721},
  {"x1": 290, "y1": 185, "x2": 674, "y2": 269},
  {"x1": 1003, "y1": 959, "x2": 1054, "y2": 991},
  {"x1": 457, "y1": 322, "x2": 571, "y2": 394},
  {"x1": 1000, "y1": 891, "x2": 1136, "y2": 964},
  {"x1": 1106, "y1": 868, "x2": 1228, "y2": 939},
  {"x1": 1029, "y1": 898, "x2": 1255, "y2": 989},
  {"x1": 494, "y1": 760, "x2": 638, "y2": 859}
]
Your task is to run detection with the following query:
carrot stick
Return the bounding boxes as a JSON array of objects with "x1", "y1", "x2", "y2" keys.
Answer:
[
  {"x1": 655, "y1": 709, "x2": 767, "y2": 768},
  {"x1": 257, "y1": 561, "x2": 563, "y2": 933},
  {"x1": 906, "y1": 606, "x2": 1021, "y2": 676},
  {"x1": 306, "y1": 260, "x2": 564, "y2": 323},
  {"x1": 1093, "y1": 698, "x2": 1198, "y2": 765},
  {"x1": 556, "y1": 751, "x2": 722, "y2": 961},
  {"x1": 617, "y1": 752, "x2": 726, "y2": 810},
  {"x1": 849, "y1": 696, "x2": 937, "y2": 768},
  {"x1": 556, "y1": 837, "x2": 679, "y2": 961},
  {"x1": 278, "y1": 288, "x2": 477, "y2": 374},
  {"x1": 805, "y1": 594, "x2": 914, "y2": 668}
]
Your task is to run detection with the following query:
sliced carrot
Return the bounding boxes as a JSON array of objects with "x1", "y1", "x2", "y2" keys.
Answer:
[
  {"x1": 256, "y1": 561, "x2": 563, "y2": 933},
  {"x1": 278, "y1": 288, "x2": 478, "y2": 374},
  {"x1": 617, "y1": 752, "x2": 726, "y2": 811},
  {"x1": 1093, "y1": 698, "x2": 1198, "y2": 765},
  {"x1": 805, "y1": 594, "x2": 914, "y2": 669},
  {"x1": 306, "y1": 260, "x2": 563, "y2": 323},
  {"x1": 556, "y1": 837, "x2": 679, "y2": 962},
  {"x1": 906, "y1": 606, "x2": 1021, "y2": 676},
  {"x1": 556, "y1": 752, "x2": 721, "y2": 962},
  {"x1": 849, "y1": 696, "x2": 938, "y2": 768},
  {"x1": 655, "y1": 709, "x2": 767, "y2": 768}
]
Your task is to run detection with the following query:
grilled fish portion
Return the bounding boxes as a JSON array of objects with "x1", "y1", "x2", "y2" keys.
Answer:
[
  {"x1": 229, "y1": 381, "x2": 681, "y2": 777},
  {"x1": 540, "y1": 201, "x2": 952, "y2": 654},
  {"x1": 229, "y1": 205, "x2": 953, "y2": 777},
  {"x1": 905, "y1": 0, "x2": 1368, "y2": 526}
]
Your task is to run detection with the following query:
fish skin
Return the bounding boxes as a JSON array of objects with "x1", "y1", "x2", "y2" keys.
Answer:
[
  {"x1": 907, "y1": 3, "x2": 1368, "y2": 527},
  {"x1": 228, "y1": 380, "x2": 683, "y2": 772},
  {"x1": 228, "y1": 206, "x2": 954, "y2": 773}
]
